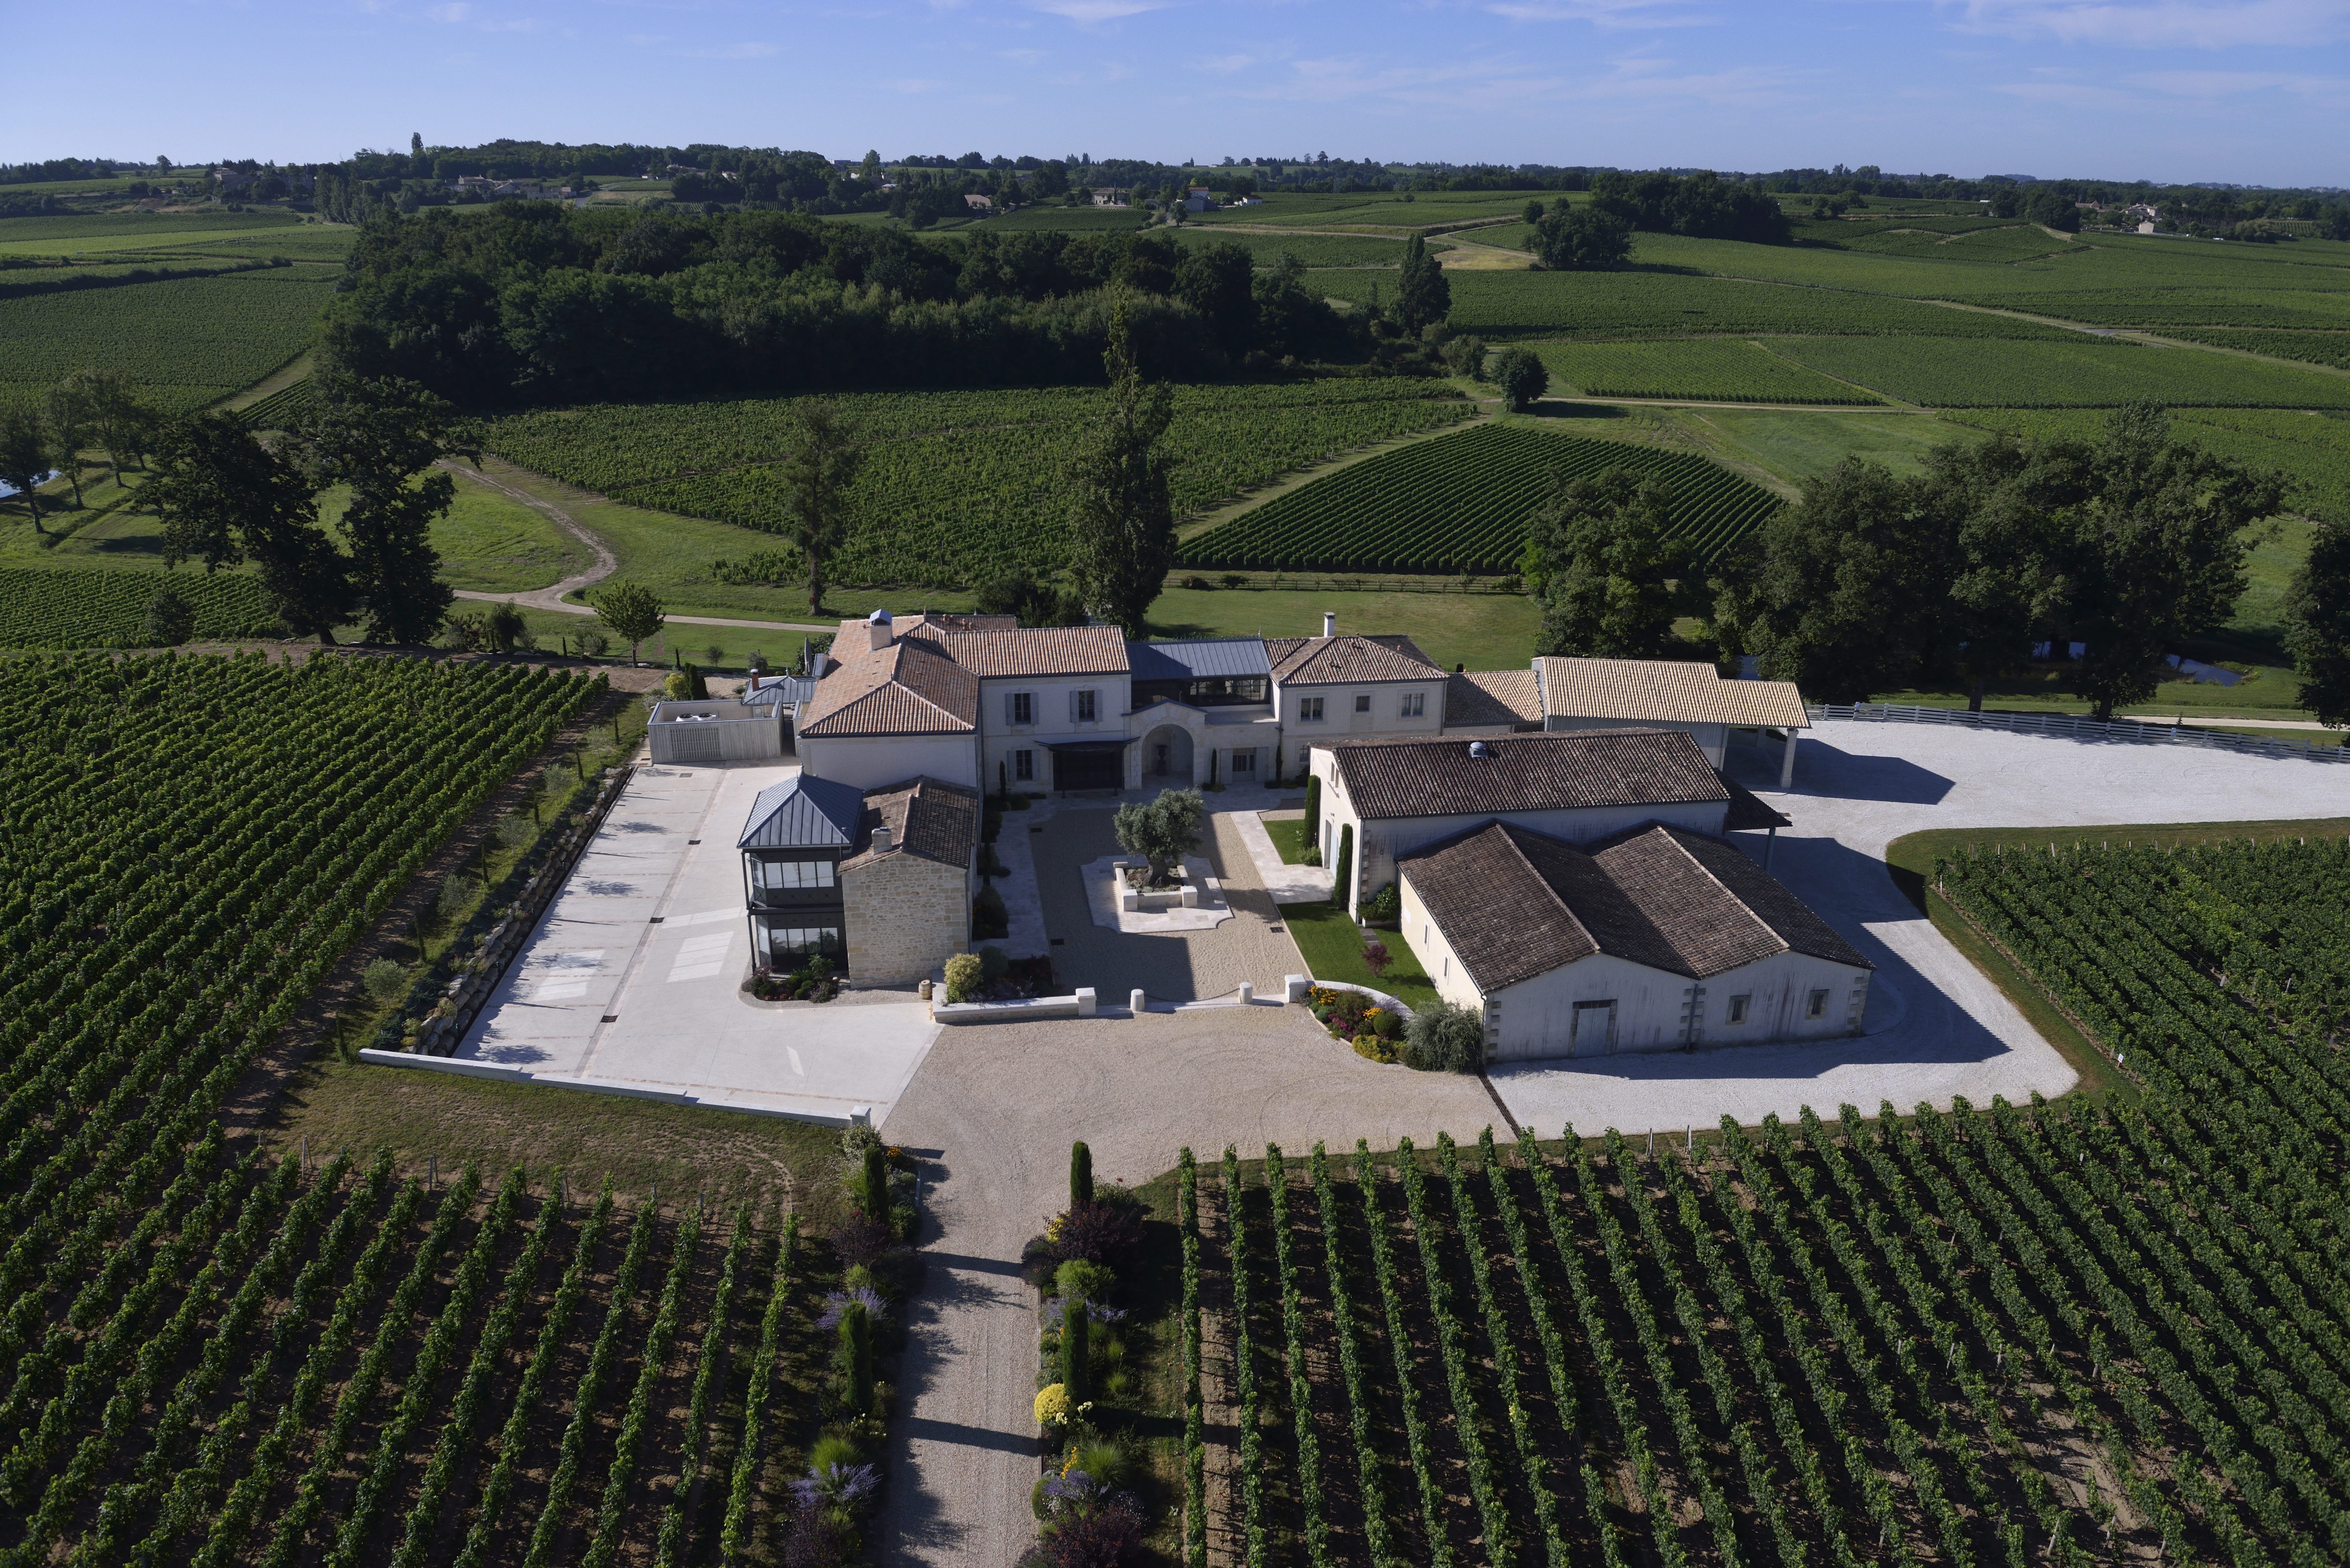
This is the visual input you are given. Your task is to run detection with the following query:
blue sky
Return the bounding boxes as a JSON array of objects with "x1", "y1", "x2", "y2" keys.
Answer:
[{"x1": 8, "y1": 1, "x2": 2347, "y2": 185}]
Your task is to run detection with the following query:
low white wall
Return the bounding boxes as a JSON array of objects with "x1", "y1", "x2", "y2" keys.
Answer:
[{"x1": 800, "y1": 733, "x2": 980, "y2": 790}]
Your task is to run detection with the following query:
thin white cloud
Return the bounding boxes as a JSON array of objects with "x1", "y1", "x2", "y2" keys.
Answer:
[
  {"x1": 2130, "y1": 66, "x2": 2350, "y2": 92},
  {"x1": 427, "y1": 2, "x2": 470, "y2": 20},
  {"x1": 1925, "y1": 1, "x2": 2350, "y2": 48},
  {"x1": 1486, "y1": 0, "x2": 1711, "y2": 25},
  {"x1": 1030, "y1": 0, "x2": 1169, "y2": 21}
]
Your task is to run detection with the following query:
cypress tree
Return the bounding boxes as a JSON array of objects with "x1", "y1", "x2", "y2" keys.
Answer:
[
  {"x1": 1069, "y1": 1141, "x2": 1093, "y2": 1210},
  {"x1": 1059, "y1": 1299, "x2": 1090, "y2": 1407},
  {"x1": 1332, "y1": 824, "x2": 1354, "y2": 912},
  {"x1": 836, "y1": 1303, "x2": 874, "y2": 1415},
  {"x1": 860, "y1": 1144, "x2": 888, "y2": 1223}
]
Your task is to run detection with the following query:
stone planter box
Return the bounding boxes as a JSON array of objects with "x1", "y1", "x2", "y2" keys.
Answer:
[
  {"x1": 1113, "y1": 860, "x2": 1199, "y2": 911},
  {"x1": 933, "y1": 988, "x2": 1096, "y2": 1024}
]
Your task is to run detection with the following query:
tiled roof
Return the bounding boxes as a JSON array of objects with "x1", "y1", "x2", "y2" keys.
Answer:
[
  {"x1": 1399, "y1": 820, "x2": 1868, "y2": 992},
  {"x1": 1720, "y1": 772, "x2": 1791, "y2": 832},
  {"x1": 1534, "y1": 657, "x2": 1808, "y2": 728},
  {"x1": 840, "y1": 776, "x2": 980, "y2": 873},
  {"x1": 797, "y1": 639, "x2": 978, "y2": 737},
  {"x1": 1323, "y1": 731, "x2": 1728, "y2": 821},
  {"x1": 737, "y1": 774, "x2": 866, "y2": 850},
  {"x1": 1266, "y1": 633, "x2": 1441, "y2": 685},
  {"x1": 1445, "y1": 669, "x2": 1542, "y2": 729},
  {"x1": 901, "y1": 612, "x2": 1017, "y2": 633},
  {"x1": 916, "y1": 624, "x2": 1132, "y2": 679}
]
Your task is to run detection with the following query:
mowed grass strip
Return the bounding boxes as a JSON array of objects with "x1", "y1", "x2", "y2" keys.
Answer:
[
  {"x1": 1774, "y1": 334, "x2": 2350, "y2": 408},
  {"x1": 1178, "y1": 421, "x2": 1783, "y2": 574},
  {"x1": 1532, "y1": 338, "x2": 1883, "y2": 404}
]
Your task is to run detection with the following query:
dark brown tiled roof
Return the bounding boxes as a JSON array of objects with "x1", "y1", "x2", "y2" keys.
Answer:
[
  {"x1": 1445, "y1": 669, "x2": 1542, "y2": 729},
  {"x1": 841, "y1": 776, "x2": 980, "y2": 873},
  {"x1": 1266, "y1": 633, "x2": 1440, "y2": 685},
  {"x1": 1323, "y1": 731, "x2": 1728, "y2": 821},
  {"x1": 916, "y1": 623, "x2": 1131, "y2": 678},
  {"x1": 1399, "y1": 820, "x2": 1869, "y2": 991},
  {"x1": 1719, "y1": 771, "x2": 1791, "y2": 832},
  {"x1": 798, "y1": 640, "x2": 978, "y2": 736}
]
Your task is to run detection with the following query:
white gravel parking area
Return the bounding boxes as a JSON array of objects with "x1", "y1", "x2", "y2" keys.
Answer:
[{"x1": 1492, "y1": 720, "x2": 2350, "y2": 1137}]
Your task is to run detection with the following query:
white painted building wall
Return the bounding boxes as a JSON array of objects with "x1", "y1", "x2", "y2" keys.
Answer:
[
  {"x1": 980, "y1": 672, "x2": 1131, "y2": 792},
  {"x1": 1277, "y1": 679, "x2": 1447, "y2": 758},
  {"x1": 1399, "y1": 874, "x2": 1872, "y2": 1062},
  {"x1": 799, "y1": 733, "x2": 981, "y2": 791}
]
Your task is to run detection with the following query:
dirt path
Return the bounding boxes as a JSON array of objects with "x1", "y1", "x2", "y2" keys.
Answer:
[{"x1": 441, "y1": 458, "x2": 836, "y2": 634}]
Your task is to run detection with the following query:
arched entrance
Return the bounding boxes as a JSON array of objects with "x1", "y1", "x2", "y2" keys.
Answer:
[{"x1": 1142, "y1": 724, "x2": 1194, "y2": 784}]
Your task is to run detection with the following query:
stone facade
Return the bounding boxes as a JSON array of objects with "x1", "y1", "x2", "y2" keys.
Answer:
[{"x1": 842, "y1": 850, "x2": 972, "y2": 984}]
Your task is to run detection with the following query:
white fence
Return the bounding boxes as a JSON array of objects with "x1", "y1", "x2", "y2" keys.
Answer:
[{"x1": 1809, "y1": 702, "x2": 2350, "y2": 764}]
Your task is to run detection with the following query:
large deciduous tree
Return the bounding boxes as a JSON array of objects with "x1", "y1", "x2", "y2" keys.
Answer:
[
  {"x1": 1711, "y1": 457, "x2": 1960, "y2": 704},
  {"x1": 298, "y1": 373, "x2": 471, "y2": 645},
  {"x1": 1525, "y1": 469, "x2": 1687, "y2": 659},
  {"x1": 591, "y1": 581, "x2": 666, "y2": 666},
  {"x1": 0, "y1": 403, "x2": 49, "y2": 532},
  {"x1": 771, "y1": 404, "x2": 861, "y2": 616},
  {"x1": 1532, "y1": 206, "x2": 1633, "y2": 271},
  {"x1": 148, "y1": 413, "x2": 355, "y2": 642},
  {"x1": 2283, "y1": 520, "x2": 2350, "y2": 738},
  {"x1": 1067, "y1": 294, "x2": 1177, "y2": 636}
]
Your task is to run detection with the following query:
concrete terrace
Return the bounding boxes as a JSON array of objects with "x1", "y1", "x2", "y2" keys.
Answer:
[{"x1": 457, "y1": 761, "x2": 940, "y2": 1124}]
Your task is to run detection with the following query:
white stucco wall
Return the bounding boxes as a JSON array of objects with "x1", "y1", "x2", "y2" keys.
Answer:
[
  {"x1": 1279, "y1": 680, "x2": 1446, "y2": 745},
  {"x1": 799, "y1": 733, "x2": 981, "y2": 791},
  {"x1": 981, "y1": 673, "x2": 1131, "y2": 792}
]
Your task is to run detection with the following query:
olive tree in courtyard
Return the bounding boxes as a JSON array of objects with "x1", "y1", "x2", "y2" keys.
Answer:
[{"x1": 1114, "y1": 788, "x2": 1204, "y2": 888}]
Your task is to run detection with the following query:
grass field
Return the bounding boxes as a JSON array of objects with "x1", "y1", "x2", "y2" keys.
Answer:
[
  {"x1": 1532, "y1": 338, "x2": 1884, "y2": 404},
  {"x1": 1677, "y1": 406, "x2": 1969, "y2": 483},
  {"x1": 1173, "y1": 230, "x2": 1417, "y2": 267},
  {"x1": 1774, "y1": 334, "x2": 2350, "y2": 408},
  {"x1": 1277, "y1": 901, "x2": 1441, "y2": 1012},
  {"x1": 0, "y1": 209, "x2": 314, "y2": 252},
  {"x1": 1189, "y1": 191, "x2": 1534, "y2": 229}
]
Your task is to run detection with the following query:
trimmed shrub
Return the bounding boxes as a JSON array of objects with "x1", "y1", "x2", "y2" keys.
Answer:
[{"x1": 943, "y1": 952, "x2": 983, "y2": 1003}]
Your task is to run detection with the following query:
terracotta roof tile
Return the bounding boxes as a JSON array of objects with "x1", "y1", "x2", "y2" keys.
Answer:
[
  {"x1": 1323, "y1": 731, "x2": 1728, "y2": 821},
  {"x1": 1267, "y1": 634, "x2": 1440, "y2": 685},
  {"x1": 916, "y1": 624, "x2": 1132, "y2": 679},
  {"x1": 1400, "y1": 820, "x2": 1868, "y2": 991},
  {"x1": 1535, "y1": 657, "x2": 1808, "y2": 728},
  {"x1": 1446, "y1": 669, "x2": 1542, "y2": 729},
  {"x1": 840, "y1": 776, "x2": 980, "y2": 873},
  {"x1": 797, "y1": 640, "x2": 978, "y2": 736}
]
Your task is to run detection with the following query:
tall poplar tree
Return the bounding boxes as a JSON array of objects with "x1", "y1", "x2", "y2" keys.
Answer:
[{"x1": 1066, "y1": 293, "x2": 1176, "y2": 636}]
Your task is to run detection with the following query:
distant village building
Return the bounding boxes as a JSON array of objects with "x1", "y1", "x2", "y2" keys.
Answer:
[{"x1": 963, "y1": 193, "x2": 995, "y2": 212}]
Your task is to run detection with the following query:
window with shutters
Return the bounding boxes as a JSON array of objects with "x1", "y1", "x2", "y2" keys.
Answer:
[
  {"x1": 1074, "y1": 689, "x2": 1097, "y2": 723},
  {"x1": 1014, "y1": 749, "x2": 1035, "y2": 781},
  {"x1": 1400, "y1": 691, "x2": 1425, "y2": 718},
  {"x1": 1232, "y1": 748, "x2": 1255, "y2": 773},
  {"x1": 1009, "y1": 691, "x2": 1034, "y2": 726}
]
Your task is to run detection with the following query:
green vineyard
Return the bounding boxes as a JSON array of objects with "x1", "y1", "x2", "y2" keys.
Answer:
[
  {"x1": 0, "y1": 567, "x2": 281, "y2": 648},
  {"x1": 1531, "y1": 339, "x2": 1883, "y2": 404},
  {"x1": 484, "y1": 381, "x2": 1474, "y2": 588},
  {"x1": 0, "y1": 267, "x2": 339, "y2": 413},
  {"x1": 234, "y1": 378, "x2": 320, "y2": 431},
  {"x1": 1775, "y1": 335, "x2": 2350, "y2": 408},
  {"x1": 1182, "y1": 835, "x2": 2350, "y2": 1568},
  {"x1": 1176, "y1": 423, "x2": 1785, "y2": 573}
]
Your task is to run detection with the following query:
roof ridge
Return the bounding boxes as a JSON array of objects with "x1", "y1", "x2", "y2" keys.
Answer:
[
  {"x1": 1642, "y1": 824, "x2": 1787, "y2": 960},
  {"x1": 1496, "y1": 821, "x2": 1600, "y2": 955}
]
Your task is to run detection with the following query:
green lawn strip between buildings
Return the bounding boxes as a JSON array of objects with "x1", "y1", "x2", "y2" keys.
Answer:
[{"x1": 1278, "y1": 901, "x2": 1441, "y2": 1013}]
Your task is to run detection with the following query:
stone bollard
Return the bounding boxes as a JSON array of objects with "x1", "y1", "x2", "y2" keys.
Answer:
[
  {"x1": 1181, "y1": 884, "x2": 1200, "y2": 908},
  {"x1": 1075, "y1": 987, "x2": 1097, "y2": 1017},
  {"x1": 1285, "y1": 974, "x2": 1310, "y2": 1003},
  {"x1": 1130, "y1": 988, "x2": 1147, "y2": 1014},
  {"x1": 1237, "y1": 981, "x2": 1255, "y2": 1004}
]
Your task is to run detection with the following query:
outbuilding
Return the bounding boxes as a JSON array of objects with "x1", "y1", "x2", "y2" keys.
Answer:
[{"x1": 1399, "y1": 819, "x2": 1872, "y2": 1061}]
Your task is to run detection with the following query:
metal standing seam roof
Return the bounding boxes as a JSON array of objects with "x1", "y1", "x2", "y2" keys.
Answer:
[
  {"x1": 738, "y1": 774, "x2": 868, "y2": 850},
  {"x1": 1265, "y1": 634, "x2": 1443, "y2": 685},
  {"x1": 1126, "y1": 637, "x2": 1274, "y2": 682},
  {"x1": 1323, "y1": 730, "x2": 1730, "y2": 821},
  {"x1": 1399, "y1": 819, "x2": 1870, "y2": 993},
  {"x1": 1534, "y1": 657, "x2": 1810, "y2": 729}
]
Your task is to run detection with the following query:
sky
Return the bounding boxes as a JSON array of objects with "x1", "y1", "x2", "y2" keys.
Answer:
[{"x1": 6, "y1": 1, "x2": 2347, "y2": 187}]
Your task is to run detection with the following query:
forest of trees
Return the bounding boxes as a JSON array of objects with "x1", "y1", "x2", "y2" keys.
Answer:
[{"x1": 318, "y1": 205, "x2": 1376, "y2": 406}]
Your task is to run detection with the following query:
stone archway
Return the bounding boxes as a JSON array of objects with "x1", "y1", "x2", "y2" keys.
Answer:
[{"x1": 1142, "y1": 724, "x2": 1194, "y2": 784}]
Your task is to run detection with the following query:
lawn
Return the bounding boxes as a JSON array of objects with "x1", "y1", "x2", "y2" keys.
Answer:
[
  {"x1": 1773, "y1": 334, "x2": 2350, "y2": 409},
  {"x1": 1261, "y1": 816, "x2": 1313, "y2": 864},
  {"x1": 433, "y1": 470, "x2": 595, "y2": 593},
  {"x1": 1277, "y1": 900, "x2": 1440, "y2": 1012},
  {"x1": 1679, "y1": 406, "x2": 1973, "y2": 483}
]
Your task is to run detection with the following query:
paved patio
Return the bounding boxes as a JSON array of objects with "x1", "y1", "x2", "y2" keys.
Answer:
[{"x1": 456, "y1": 760, "x2": 940, "y2": 1124}]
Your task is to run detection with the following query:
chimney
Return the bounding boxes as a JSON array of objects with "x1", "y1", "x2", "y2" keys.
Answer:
[
  {"x1": 870, "y1": 823, "x2": 896, "y2": 855},
  {"x1": 866, "y1": 609, "x2": 895, "y2": 653},
  {"x1": 1321, "y1": 611, "x2": 1336, "y2": 639}
]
